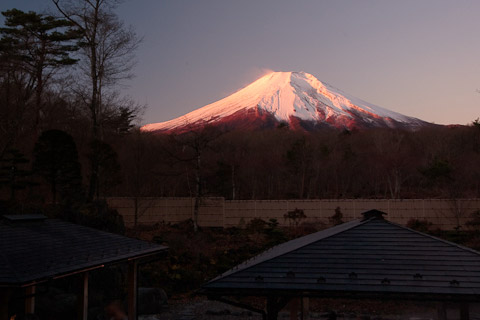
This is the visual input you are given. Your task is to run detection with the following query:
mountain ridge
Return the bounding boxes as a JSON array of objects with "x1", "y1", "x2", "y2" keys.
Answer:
[{"x1": 143, "y1": 71, "x2": 430, "y2": 132}]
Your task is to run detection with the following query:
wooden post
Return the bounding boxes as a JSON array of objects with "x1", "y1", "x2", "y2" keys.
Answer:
[
  {"x1": 25, "y1": 285, "x2": 35, "y2": 314},
  {"x1": 460, "y1": 303, "x2": 469, "y2": 320},
  {"x1": 127, "y1": 260, "x2": 138, "y2": 320},
  {"x1": 302, "y1": 297, "x2": 310, "y2": 320},
  {"x1": 0, "y1": 289, "x2": 11, "y2": 320},
  {"x1": 437, "y1": 302, "x2": 447, "y2": 320},
  {"x1": 78, "y1": 272, "x2": 89, "y2": 320},
  {"x1": 289, "y1": 298, "x2": 299, "y2": 320},
  {"x1": 266, "y1": 298, "x2": 279, "y2": 320}
]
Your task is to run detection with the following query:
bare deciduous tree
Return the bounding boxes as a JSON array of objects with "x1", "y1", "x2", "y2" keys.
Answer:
[
  {"x1": 164, "y1": 125, "x2": 224, "y2": 232},
  {"x1": 52, "y1": 0, "x2": 141, "y2": 200}
]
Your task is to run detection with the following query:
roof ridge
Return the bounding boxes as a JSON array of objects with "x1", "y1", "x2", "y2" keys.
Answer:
[
  {"x1": 384, "y1": 219, "x2": 480, "y2": 256},
  {"x1": 205, "y1": 218, "x2": 372, "y2": 286}
]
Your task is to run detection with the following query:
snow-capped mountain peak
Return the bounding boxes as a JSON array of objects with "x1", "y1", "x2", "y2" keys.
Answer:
[{"x1": 142, "y1": 71, "x2": 428, "y2": 132}]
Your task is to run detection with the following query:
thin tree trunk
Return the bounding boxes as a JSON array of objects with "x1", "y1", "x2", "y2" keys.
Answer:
[
  {"x1": 193, "y1": 151, "x2": 201, "y2": 233},
  {"x1": 87, "y1": 4, "x2": 100, "y2": 202},
  {"x1": 134, "y1": 197, "x2": 138, "y2": 227},
  {"x1": 231, "y1": 164, "x2": 235, "y2": 200},
  {"x1": 52, "y1": 179, "x2": 57, "y2": 204},
  {"x1": 34, "y1": 39, "x2": 46, "y2": 131}
]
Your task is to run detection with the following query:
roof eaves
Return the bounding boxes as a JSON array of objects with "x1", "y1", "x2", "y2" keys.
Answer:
[{"x1": 0, "y1": 244, "x2": 167, "y2": 287}]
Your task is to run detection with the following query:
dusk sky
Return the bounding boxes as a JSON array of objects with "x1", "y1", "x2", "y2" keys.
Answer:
[{"x1": 2, "y1": 0, "x2": 480, "y2": 125}]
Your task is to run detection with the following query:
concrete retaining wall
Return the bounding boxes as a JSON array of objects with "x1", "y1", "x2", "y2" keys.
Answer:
[{"x1": 107, "y1": 197, "x2": 480, "y2": 230}]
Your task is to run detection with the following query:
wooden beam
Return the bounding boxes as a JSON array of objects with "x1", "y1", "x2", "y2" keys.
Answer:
[
  {"x1": 127, "y1": 260, "x2": 138, "y2": 320},
  {"x1": 213, "y1": 296, "x2": 266, "y2": 317},
  {"x1": 460, "y1": 303, "x2": 469, "y2": 320},
  {"x1": 25, "y1": 285, "x2": 35, "y2": 314},
  {"x1": 78, "y1": 272, "x2": 89, "y2": 320}
]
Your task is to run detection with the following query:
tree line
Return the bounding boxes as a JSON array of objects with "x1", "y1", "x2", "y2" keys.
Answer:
[
  {"x1": 0, "y1": 0, "x2": 139, "y2": 231},
  {"x1": 1, "y1": 2, "x2": 480, "y2": 224},
  {"x1": 117, "y1": 122, "x2": 480, "y2": 202}
]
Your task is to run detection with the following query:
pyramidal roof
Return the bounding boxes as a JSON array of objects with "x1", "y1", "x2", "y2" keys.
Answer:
[{"x1": 203, "y1": 211, "x2": 480, "y2": 299}]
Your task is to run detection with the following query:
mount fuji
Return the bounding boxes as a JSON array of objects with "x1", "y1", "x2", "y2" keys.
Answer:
[{"x1": 142, "y1": 71, "x2": 430, "y2": 133}]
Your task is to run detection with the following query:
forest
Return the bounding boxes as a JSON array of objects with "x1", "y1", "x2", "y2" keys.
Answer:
[
  {"x1": 1, "y1": 2, "x2": 480, "y2": 225},
  {"x1": 119, "y1": 123, "x2": 480, "y2": 200}
]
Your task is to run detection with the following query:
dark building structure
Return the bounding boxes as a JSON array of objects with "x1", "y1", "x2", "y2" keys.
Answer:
[
  {"x1": 0, "y1": 214, "x2": 167, "y2": 320},
  {"x1": 202, "y1": 210, "x2": 480, "y2": 319}
]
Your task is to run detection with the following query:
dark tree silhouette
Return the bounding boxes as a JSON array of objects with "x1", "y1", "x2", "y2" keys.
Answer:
[
  {"x1": 166, "y1": 126, "x2": 225, "y2": 232},
  {"x1": 33, "y1": 129, "x2": 82, "y2": 203},
  {"x1": 53, "y1": 0, "x2": 140, "y2": 200},
  {"x1": 89, "y1": 139, "x2": 122, "y2": 199},
  {"x1": 0, "y1": 9, "x2": 80, "y2": 130},
  {"x1": 0, "y1": 148, "x2": 32, "y2": 201}
]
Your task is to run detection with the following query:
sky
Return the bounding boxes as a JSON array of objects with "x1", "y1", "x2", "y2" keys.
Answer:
[{"x1": 1, "y1": 0, "x2": 480, "y2": 125}]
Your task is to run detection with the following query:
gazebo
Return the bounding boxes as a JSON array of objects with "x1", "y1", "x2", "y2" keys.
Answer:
[
  {"x1": 202, "y1": 210, "x2": 480, "y2": 320},
  {"x1": 0, "y1": 214, "x2": 167, "y2": 320}
]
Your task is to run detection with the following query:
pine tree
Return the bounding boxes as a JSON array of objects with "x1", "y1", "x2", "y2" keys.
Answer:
[
  {"x1": 89, "y1": 140, "x2": 122, "y2": 198},
  {"x1": 0, "y1": 9, "x2": 81, "y2": 129},
  {"x1": 33, "y1": 130, "x2": 83, "y2": 203}
]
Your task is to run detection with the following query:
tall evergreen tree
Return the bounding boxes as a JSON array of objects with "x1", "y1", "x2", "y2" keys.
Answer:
[
  {"x1": 33, "y1": 130, "x2": 82, "y2": 203},
  {"x1": 89, "y1": 140, "x2": 122, "y2": 198},
  {"x1": 0, "y1": 9, "x2": 80, "y2": 156}
]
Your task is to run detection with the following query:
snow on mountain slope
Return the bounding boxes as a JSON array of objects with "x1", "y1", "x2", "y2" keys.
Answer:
[{"x1": 142, "y1": 71, "x2": 429, "y2": 132}]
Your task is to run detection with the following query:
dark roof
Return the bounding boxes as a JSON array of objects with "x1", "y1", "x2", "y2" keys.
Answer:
[
  {"x1": 203, "y1": 212, "x2": 480, "y2": 300},
  {"x1": 3, "y1": 214, "x2": 47, "y2": 222},
  {"x1": 0, "y1": 217, "x2": 167, "y2": 287}
]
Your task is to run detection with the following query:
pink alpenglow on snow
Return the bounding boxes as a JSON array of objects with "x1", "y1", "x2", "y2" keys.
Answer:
[{"x1": 142, "y1": 71, "x2": 430, "y2": 133}]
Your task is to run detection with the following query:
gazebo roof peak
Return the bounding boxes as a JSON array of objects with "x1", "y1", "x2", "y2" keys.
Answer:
[{"x1": 361, "y1": 209, "x2": 387, "y2": 220}]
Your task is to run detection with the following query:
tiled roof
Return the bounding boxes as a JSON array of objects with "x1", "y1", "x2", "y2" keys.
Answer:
[
  {"x1": 203, "y1": 213, "x2": 480, "y2": 299},
  {"x1": 0, "y1": 217, "x2": 167, "y2": 286}
]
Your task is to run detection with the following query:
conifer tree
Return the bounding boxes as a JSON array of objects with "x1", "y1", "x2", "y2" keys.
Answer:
[
  {"x1": 33, "y1": 130, "x2": 83, "y2": 203},
  {"x1": 0, "y1": 9, "x2": 80, "y2": 118},
  {"x1": 0, "y1": 9, "x2": 80, "y2": 156}
]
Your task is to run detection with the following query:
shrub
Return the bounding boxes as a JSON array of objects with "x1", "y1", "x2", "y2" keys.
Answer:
[
  {"x1": 246, "y1": 218, "x2": 267, "y2": 234},
  {"x1": 406, "y1": 218, "x2": 433, "y2": 233},
  {"x1": 264, "y1": 218, "x2": 288, "y2": 246},
  {"x1": 466, "y1": 210, "x2": 480, "y2": 231},
  {"x1": 284, "y1": 208, "x2": 306, "y2": 228},
  {"x1": 329, "y1": 207, "x2": 344, "y2": 226}
]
